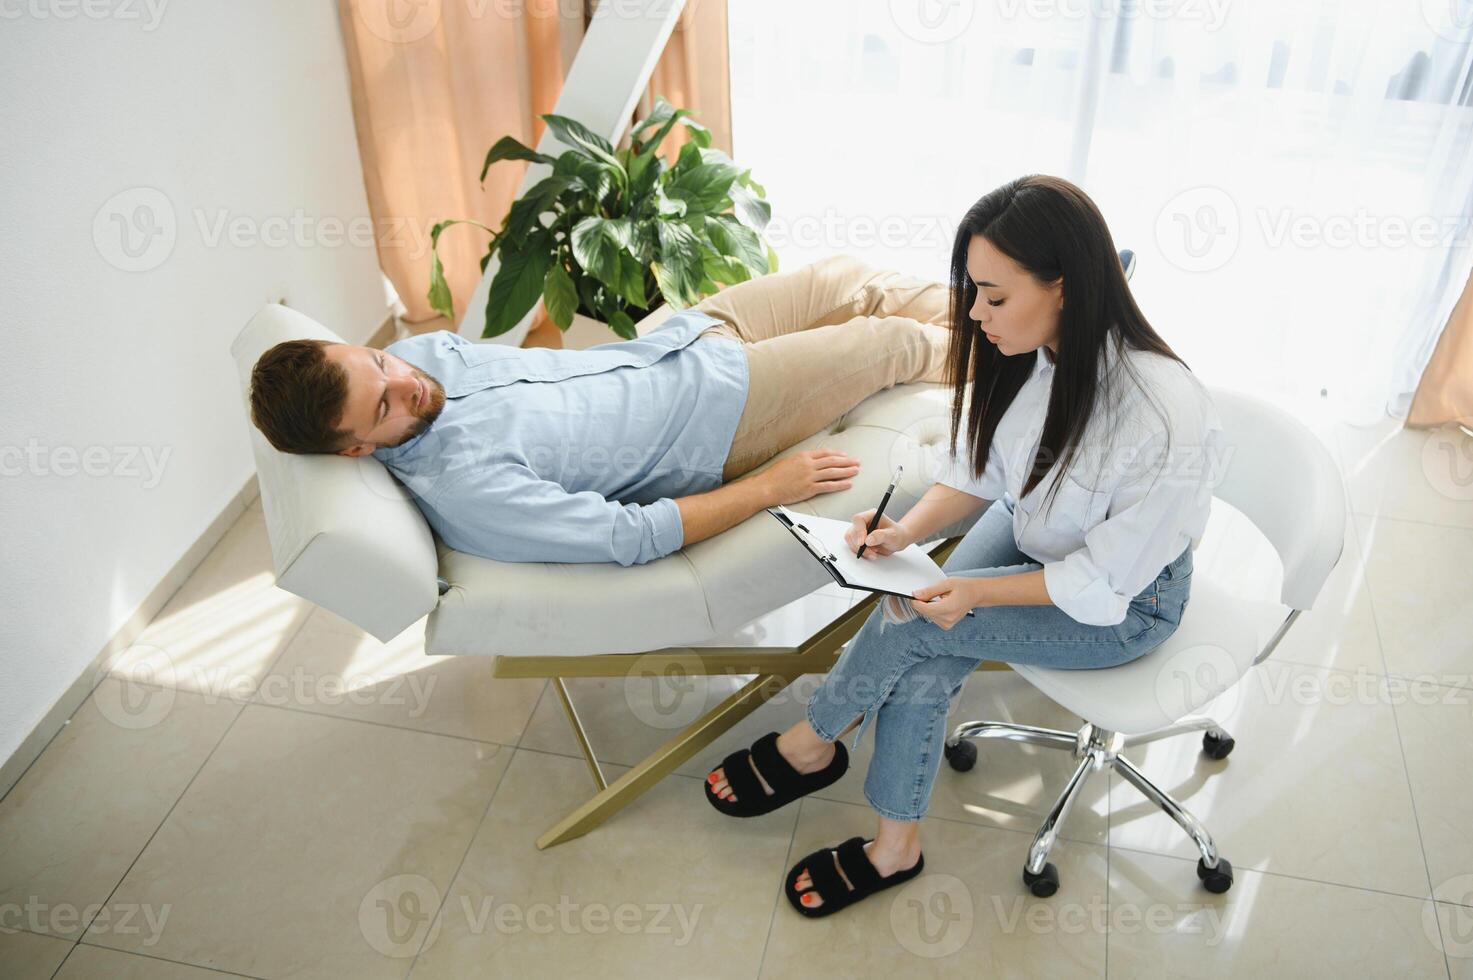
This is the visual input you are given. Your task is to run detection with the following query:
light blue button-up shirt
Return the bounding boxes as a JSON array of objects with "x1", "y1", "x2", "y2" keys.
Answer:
[{"x1": 372, "y1": 309, "x2": 749, "y2": 566}]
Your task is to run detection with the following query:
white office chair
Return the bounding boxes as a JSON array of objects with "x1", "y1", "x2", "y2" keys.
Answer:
[{"x1": 942, "y1": 386, "x2": 1347, "y2": 897}]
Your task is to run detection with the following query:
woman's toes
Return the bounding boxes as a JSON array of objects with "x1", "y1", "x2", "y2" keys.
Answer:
[
  {"x1": 794, "y1": 867, "x2": 822, "y2": 907},
  {"x1": 706, "y1": 770, "x2": 737, "y2": 802}
]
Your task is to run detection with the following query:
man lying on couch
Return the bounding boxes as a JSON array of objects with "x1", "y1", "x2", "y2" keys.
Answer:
[{"x1": 247, "y1": 256, "x2": 953, "y2": 566}]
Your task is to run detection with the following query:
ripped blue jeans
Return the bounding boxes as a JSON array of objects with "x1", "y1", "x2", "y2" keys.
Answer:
[{"x1": 804, "y1": 496, "x2": 1193, "y2": 822}]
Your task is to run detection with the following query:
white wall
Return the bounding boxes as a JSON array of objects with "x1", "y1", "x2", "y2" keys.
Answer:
[{"x1": 0, "y1": 1, "x2": 388, "y2": 770}]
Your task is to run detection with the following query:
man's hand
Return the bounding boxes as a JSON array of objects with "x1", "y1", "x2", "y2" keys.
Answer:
[
  {"x1": 845, "y1": 509, "x2": 915, "y2": 559},
  {"x1": 757, "y1": 449, "x2": 861, "y2": 505},
  {"x1": 910, "y1": 577, "x2": 983, "y2": 630}
]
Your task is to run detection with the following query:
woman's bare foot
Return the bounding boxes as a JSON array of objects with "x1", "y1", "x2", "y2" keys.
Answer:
[
  {"x1": 707, "y1": 723, "x2": 836, "y2": 803},
  {"x1": 791, "y1": 824, "x2": 922, "y2": 910}
]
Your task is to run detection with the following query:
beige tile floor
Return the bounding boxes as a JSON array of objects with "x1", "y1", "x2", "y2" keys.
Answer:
[{"x1": 2, "y1": 411, "x2": 1471, "y2": 979}]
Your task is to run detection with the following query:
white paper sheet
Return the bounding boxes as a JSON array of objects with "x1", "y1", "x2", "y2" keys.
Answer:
[{"x1": 771, "y1": 507, "x2": 948, "y2": 598}]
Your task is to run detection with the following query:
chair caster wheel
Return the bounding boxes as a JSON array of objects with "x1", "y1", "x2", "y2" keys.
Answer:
[
  {"x1": 1197, "y1": 857, "x2": 1234, "y2": 893},
  {"x1": 944, "y1": 739, "x2": 977, "y2": 772},
  {"x1": 1202, "y1": 732, "x2": 1235, "y2": 760},
  {"x1": 1022, "y1": 862, "x2": 1060, "y2": 898}
]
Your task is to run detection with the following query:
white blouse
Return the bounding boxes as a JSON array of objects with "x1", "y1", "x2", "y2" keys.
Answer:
[{"x1": 932, "y1": 334, "x2": 1227, "y2": 627}]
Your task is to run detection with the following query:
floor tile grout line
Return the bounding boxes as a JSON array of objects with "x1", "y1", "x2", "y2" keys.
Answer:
[
  {"x1": 1106, "y1": 842, "x2": 1445, "y2": 905},
  {"x1": 50, "y1": 938, "x2": 269, "y2": 980},
  {"x1": 57, "y1": 686, "x2": 255, "y2": 972},
  {"x1": 513, "y1": 678, "x2": 553, "y2": 749},
  {"x1": 1381, "y1": 655, "x2": 1455, "y2": 970},
  {"x1": 1256, "y1": 656, "x2": 1472, "y2": 694},
  {"x1": 106, "y1": 676, "x2": 534, "y2": 754},
  {"x1": 1352, "y1": 501, "x2": 1455, "y2": 967},
  {"x1": 0, "y1": 711, "x2": 80, "y2": 811},
  {"x1": 756, "y1": 796, "x2": 806, "y2": 978},
  {"x1": 1344, "y1": 512, "x2": 1397, "y2": 679},
  {"x1": 1104, "y1": 770, "x2": 1113, "y2": 980},
  {"x1": 1349, "y1": 509, "x2": 1473, "y2": 533},
  {"x1": 405, "y1": 741, "x2": 521, "y2": 977},
  {"x1": 36, "y1": 598, "x2": 320, "y2": 979}
]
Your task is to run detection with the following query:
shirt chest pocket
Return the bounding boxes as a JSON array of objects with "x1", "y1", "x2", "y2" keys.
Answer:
[{"x1": 1018, "y1": 472, "x2": 1106, "y2": 534}]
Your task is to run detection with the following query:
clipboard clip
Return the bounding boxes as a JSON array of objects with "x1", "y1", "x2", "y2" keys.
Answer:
[{"x1": 788, "y1": 521, "x2": 838, "y2": 564}]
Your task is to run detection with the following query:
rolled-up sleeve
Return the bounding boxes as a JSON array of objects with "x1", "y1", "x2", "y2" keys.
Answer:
[
  {"x1": 1041, "y1": 405, "x2": 1225, "y2": 627},
  {"x1": 932, "y1": 432, "x2": 1005, "y2": 501},
  {"x1": 431, "y1": 463, "x2": 684, "y2": 565}
]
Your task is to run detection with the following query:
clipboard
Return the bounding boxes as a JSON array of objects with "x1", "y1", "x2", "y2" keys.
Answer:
[{"x1": 768, "y1": 506, "x2": 953, "y2": 602}]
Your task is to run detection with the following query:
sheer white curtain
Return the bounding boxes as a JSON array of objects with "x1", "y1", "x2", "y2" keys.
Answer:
[{"x1": 728, "y1": 0, "x2": 1473, "y2": 416}]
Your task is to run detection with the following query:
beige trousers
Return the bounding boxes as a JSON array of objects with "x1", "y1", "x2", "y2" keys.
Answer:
[{"x1": 690, "y1": 255, "x2": 954, "y2": 482}]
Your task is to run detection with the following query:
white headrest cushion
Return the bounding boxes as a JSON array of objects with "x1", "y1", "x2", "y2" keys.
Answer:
[{"x1": 230, "y1": 305, "x2": 439, "y2": 641}]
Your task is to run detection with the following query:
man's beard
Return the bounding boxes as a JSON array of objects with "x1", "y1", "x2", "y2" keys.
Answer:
[{"x1": 388, "y1": 370, "x2": 446, "y2": 447}]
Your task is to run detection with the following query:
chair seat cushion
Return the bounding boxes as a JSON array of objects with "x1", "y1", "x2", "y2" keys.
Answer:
[
  {"x1": 1013, "y1": 562, "x2": 1290, "y2": 730},
  {"x1": 426, "y1": 383, "x2": 977, "y2": 656}
]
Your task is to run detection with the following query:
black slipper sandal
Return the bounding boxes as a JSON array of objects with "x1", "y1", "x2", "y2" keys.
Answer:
[
  {"x1": 784, "y1": 836, "x2": 925, "y2": 919},
  {"x1": 703, "y1": 731, "x2": 848, "y2": 817}
]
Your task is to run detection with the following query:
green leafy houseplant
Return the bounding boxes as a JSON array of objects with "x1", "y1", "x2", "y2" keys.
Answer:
[{"x1": 428, "y1": 97, "x2": 777, "y2": 341}]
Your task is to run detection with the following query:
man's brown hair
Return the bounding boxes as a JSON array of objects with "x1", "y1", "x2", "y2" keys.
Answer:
[{"x1": 248, "y1": 339, "x2": 353, "y2": 455}]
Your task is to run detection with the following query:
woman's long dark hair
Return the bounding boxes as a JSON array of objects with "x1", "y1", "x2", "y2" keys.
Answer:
[{"x1": 944, "y1": 174, "x2": 1186, "y2": 515}]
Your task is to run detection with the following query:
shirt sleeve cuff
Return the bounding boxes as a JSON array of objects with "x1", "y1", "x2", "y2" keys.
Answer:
[
  {"x1": 1043, "y1": 558, "x2": 1130, "y2": 627},
  {"x1": 644, "y1": 496, "x2": 685, "y2": 561}
]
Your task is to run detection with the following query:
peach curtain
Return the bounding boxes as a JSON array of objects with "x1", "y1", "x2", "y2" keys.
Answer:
[
  {"x1": 337, "y1": 0, "x2": 732, "y2": 340},
  {"x1": 1407, "y1": 268, "x2": 1473, "y2": 428}
]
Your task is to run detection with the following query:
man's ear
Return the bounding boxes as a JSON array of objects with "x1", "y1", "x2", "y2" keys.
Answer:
[{"x1": 338, "y1": 443, "x2": 374, "y2": 457}]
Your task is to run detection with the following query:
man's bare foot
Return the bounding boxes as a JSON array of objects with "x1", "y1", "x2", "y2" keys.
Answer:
[{"x1": 707, "y1": 730, "x2": 836, "y2": 803}]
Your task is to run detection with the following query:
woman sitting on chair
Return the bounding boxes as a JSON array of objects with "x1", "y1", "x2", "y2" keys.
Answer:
[{"x1": 703, "y1": 174, "x2": 1227, "y2": 917}]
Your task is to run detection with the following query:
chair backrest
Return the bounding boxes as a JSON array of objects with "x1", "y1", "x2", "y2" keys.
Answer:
[
  {"x1": 1206, "y1": 386, "x2": 1346, "y2": 611},
  {"x1": 230, "y1": 304, "x2": 440, "y2": 641}
]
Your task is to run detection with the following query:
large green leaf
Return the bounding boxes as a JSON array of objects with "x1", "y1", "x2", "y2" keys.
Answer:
[
  {"x1": 617, "y1": 251, "x2": 648, "y2": 309},
  {"x1": 503, "y1": 176, "x2": 570, "y2": 237},
  {"x1": 632, "y1": 98, "x2": 710, "y2": 162},
  {"x1": 630, "y1": 96, "x2": 679, "y2": 141},
  {"x1": 553, "y1": 151, "x2": 614, "y2": 201},
  {"x1": 480, "y1": 135, "x2": 555, "y2": 183},
  {"x1": 426, "y1": 219, "x2": 494, "y2": 320},
  {"x1": 729, "y1": 181, "x2": 773, "y2": 233},
  {"x1": 653, "y1": 220, "x2": 705, "y2": 308},
  {"x1": 542, "y1": 261, "x2": 577, "y2": 329},
  {"x1": 626, "y1": 222, "x2": 658, "y2": 265},
  {"x1": 484, "y1": 234, "x2": 553, "y2": 337},
  {"x1": 542, "y1": 114, "x2": 625, "y2": 187},
  {"x1": 665, "y1": 159, "x2": 740, "y2": 216},
  {"x1": 570, "y1": 217, "x2": 625, "y2": 293},
  {"x1": 607, "y1": 309, "x2": 638, "y2": 341},
  {"x1": 705, "y1": 215, "x2": 768, "y2": 276},
  {"x1": 702, "y1": 251, "x2": 751, "y2": 287}
]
